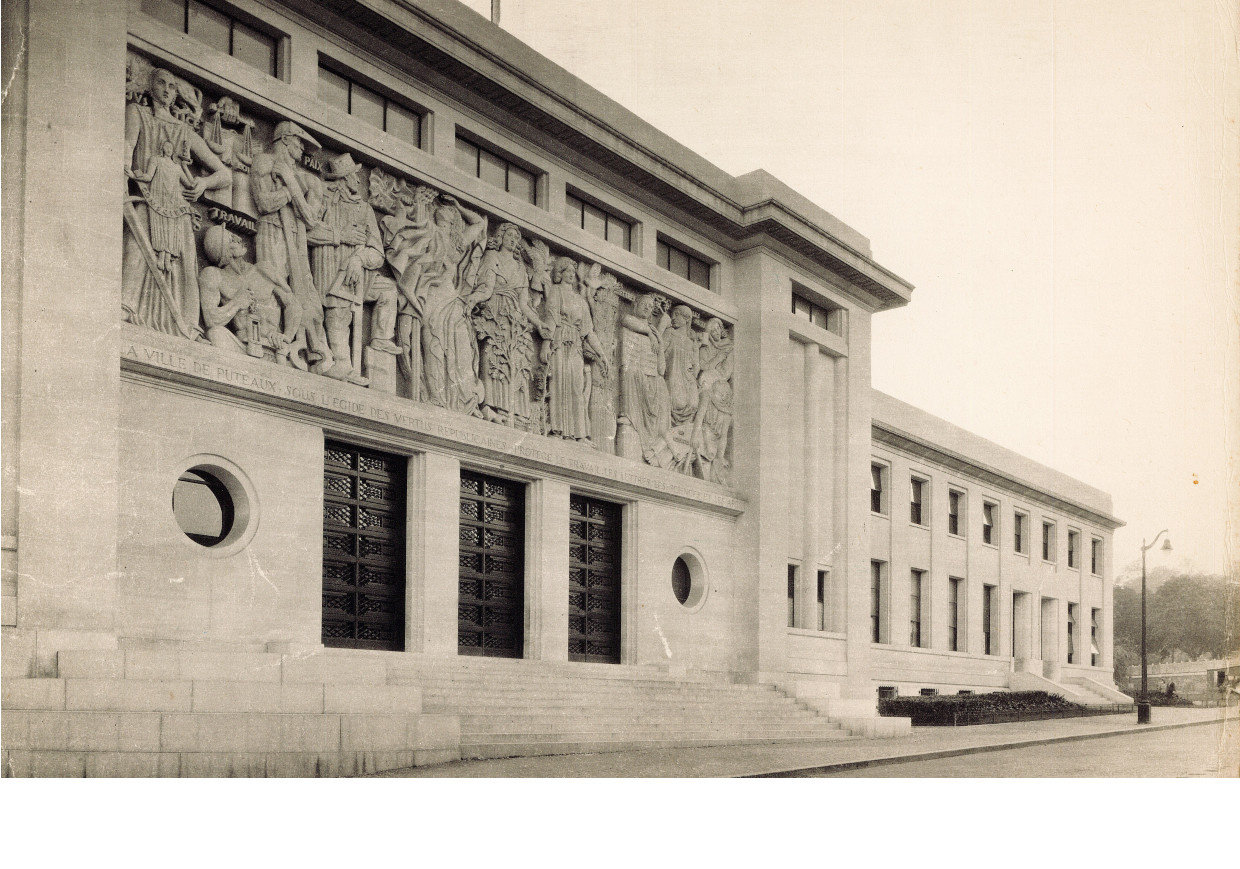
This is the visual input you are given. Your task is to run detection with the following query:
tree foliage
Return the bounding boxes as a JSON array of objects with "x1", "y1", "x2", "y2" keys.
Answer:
[{"x1": 1112, "y1": 573, "x2": 1239, "y2": 677}]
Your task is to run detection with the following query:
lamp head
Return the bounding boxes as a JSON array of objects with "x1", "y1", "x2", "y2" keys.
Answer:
[{"x1": 1160, "y1": 538, "x2": 1173, "y2": 552}]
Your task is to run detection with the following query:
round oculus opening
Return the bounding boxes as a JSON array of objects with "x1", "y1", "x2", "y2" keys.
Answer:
[
  {"x1": 672, "y1": 557, "x2": 692, "y2": 606},
  {"x1": 172, "y1": 468, "x2": 235, "y2": 547}
]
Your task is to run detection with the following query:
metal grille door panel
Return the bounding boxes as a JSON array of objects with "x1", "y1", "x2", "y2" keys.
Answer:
[
  {"x1": 459, "y1": 471, "x2": 525, "y2": 657},
  {"x1": 568, "y1": 494, "x2": 622, "y2": 663},
  {"x1": 322, "y1": 441, "x2": 406, "y2": 651}
]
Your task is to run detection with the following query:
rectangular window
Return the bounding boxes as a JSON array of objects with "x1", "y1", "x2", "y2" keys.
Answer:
[
  {"x1": 910, "y1": 477, "x2": 926, "y2": 526},
  {"x1": 1067, "y1": 603, "x2": 1078, "y2": 664},
  {"x1": 1091, "y1": 538, "x2": 1102, "y2": 575},
  {"x1": 1067, "y1": 529, "x2": 1079, "y2": 569},
  {"x1": 948, "y1": 489, "x2": 963, "y2": 536},
  {"x1": 983, "y1": 584, "x2": 996, "y2": 655},
  {"x1": 982, "y1": 501, "x2": 997, "y2": 545},
  {"x1": 1042, "y1": 521, "x2": 1055, "y2": 562},
  {"x1": 909, "y1": 569, "x2": 924, "y2": 648},
  {"x1": 870, "y1": 561, "x2": 884, "y2": 643},
  {"x1": 787, "y1": 564, "x2": 797, "y2": 629},
  {"x1": 791, "y1": 288, "x2": 846, "y2": 336},
  {"x1": 322, "y1": 442, "x2": 406, "y2": 651},
  {"x1": 870, "y1": 463, "x2": 886, "y2": 514},
  {"x1": 919, "y1": 688, "x2": 938, "y2": 697},
  {"x1": 565, "y1": 192, "x2": 633, "y2": 252},
  {"x1": 1091, "y1": 608, "x2": 1100, "y2": 666},
  {"x1": 1014, "y1": 512, "x2": 1026, "y2": 554},
  {"x1": 816, "y1": 570, "x2": 827, "y2": 632},
  {"x1": 318, "y1": 64, "x2": 422, "y2": 148},
  {"x1": 947, "y1": 577, "x2": 961, "y2": 652},
  {"x1": 657, "y1": 238, "x2": 712, "y2": 290},
  {"x1": 877, "y1": 686, "x2": 897, "y2": 701},
  {"x1": 144, "y1": 0, "x2": 279, "y2": 76},
  {"x1": 455, "y1": 134, "x2": 538, "y2": 204}
]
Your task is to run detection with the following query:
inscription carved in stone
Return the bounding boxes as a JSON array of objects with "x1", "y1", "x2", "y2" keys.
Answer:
[{"x1": 121, "y1": 50, "x2": 735, "y2": 484}]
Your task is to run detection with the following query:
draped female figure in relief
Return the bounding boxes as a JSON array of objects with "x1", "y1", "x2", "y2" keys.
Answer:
[
  {"x1": 471, "y1": 223, "x2": 543, "y2": 428},
  {"x1": 540, "y1": 258, "x2": 609, "y2": 441},
  {"x1": 382, "y1": 192, "x2": 488, "y2": 413},
  {"x1": 122, "y1": 66, "x2": 231, "y2": 337},
  {"x1": 617, "y1": 292, "x2": 672, "y2": 463},
  {"x1": 663, "y1": 303, "x2": 701, "y2": 425},
  {"x1": 691, "y1": 316, "x2": 735, "y2": 485},
  {"x1": 586, "y1": 275, "x2": 621, "y2": 453}
]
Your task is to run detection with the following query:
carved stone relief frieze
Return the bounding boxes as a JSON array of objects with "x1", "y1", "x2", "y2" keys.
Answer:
[{"x1": 121, "y1": 50, "x2": 735, "y2": 485}]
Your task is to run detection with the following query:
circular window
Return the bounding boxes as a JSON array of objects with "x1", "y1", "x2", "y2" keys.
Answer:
[
  {"x1": 672, "y1": 557, "x2": 692, "y2": 605},
  {"x1": 170, "y1": 456, "x2": 258, "y2": 556},
  {"x1": 670, "y1": 551, "x2": 708, "y2": 611},
  {"x1": 173, "y1": 469, "x2": 234, "y2": 546}
]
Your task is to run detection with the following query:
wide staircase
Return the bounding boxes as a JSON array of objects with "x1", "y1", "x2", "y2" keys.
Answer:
[
  {"x1": 391, "y1": 657, "x2": 852, "y2": 760},
  {"x1": 2, "y1": 643, "x2": 855, "y2": 776}
]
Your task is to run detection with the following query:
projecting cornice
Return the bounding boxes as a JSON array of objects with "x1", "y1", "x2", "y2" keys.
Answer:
[
  {"x1": 872, "y1": 422, "x2": 1125, "y2": 532},
  {"x1": 292, "y1": 0, "x2": 914, "y2": 310}
]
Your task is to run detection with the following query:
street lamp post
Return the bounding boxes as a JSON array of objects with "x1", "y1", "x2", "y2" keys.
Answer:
[{"x1": 1137, "y1": 530, "x2": 1172, "y2": 724}]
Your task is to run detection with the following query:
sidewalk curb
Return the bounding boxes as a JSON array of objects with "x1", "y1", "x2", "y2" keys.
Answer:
[{"x1": 747, "y1": 714, "x2": 1230, "y2": 777}]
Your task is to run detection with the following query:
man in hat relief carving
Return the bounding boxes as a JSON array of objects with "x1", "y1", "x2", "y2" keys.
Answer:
[
  {"x1": 252, "y1": 120, "x2": 333, "y2": 374},
  {"x1": 307, "y1": 152, "x2": 400, "y2": 385},
  {"x1": 199, "y1": 224, "x2": 300, "y2": 359}
]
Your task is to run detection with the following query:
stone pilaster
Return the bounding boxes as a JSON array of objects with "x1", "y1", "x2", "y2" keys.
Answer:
[
  {"x1": 407, "y1": 450, "x2": 460, "y2": 656},
  {"x1": 525, "y1": 477, "x2": 570, "y2": 661},
  {"x1": 15, "y1": 0, "x2": 126, "y2": 634}
]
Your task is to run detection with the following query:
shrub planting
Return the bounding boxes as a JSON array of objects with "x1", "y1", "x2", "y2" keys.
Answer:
[{"x1": 878, "y1": 690, "x2": 1130, "y2": 726}]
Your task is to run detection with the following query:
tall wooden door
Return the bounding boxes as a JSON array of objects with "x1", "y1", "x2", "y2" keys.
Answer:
[
  {"x1": 458, "y1": 471, "x2": 525, "y2": 657},
  {"x1": 322, "y1": 441, "x2": 406, "y2": 651},
  {"x1": 568, "y1": 494, "x2": 622, "y2": 664}
]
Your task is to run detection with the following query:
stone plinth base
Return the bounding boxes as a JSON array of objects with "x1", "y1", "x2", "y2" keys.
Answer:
[{"x1": 364, "y1": 346, "x2": 398, "y2": 394}]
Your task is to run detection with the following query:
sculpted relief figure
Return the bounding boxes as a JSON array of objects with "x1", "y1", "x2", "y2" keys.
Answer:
[
  {"x1": 123, "y1": 66, "x2": 231, "y2": 338},
  {"x1": 691, "y1": 317, "x2": 735, "y2": 485},
  {"x1": 472, "y1": 223, "x2": 543, "y2": 428},
  {"x1": 202, "y1": 95, "x2": 256, "y2": 215},
  {"x1": 381, "y1": 186, "x2": 488, "y2": 413},
  {"x1": 664, "y1": 304, "x2": 700, "y2": 425},
  {"x1": 199, "y1": 225, "x2": 299, "y2": 359},
  {"x1": 252, "y1": 120, "x2": 332, "y2": 374},
  {"x1": 539, "y1": 257, "x2": 609, "y2": 442},
  {"x1": 307, "y1": 153, "x2": 400, "y2": 386},
  {"x1": 586, "y1": 274, "x2": 621, "y2": 453},
  {"x1": 617, "y1": 292, "x2": 672, "y2": 463}
]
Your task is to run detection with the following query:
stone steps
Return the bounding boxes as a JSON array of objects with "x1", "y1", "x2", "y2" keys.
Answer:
[
  {"x1": 1, "y1": 647, "x2": 861, "y2": 772},
  {"x1": 410, "y1": 660, "x2": 851, "y2": 761},
  {"x1": 420, "y1": 691, "x2": 800, "y2": 709},
  {"x1": 460, "y1": 732, "x2": 852, "y2": 761},
  {"x1": 454, "y1": 710, "x2": 830, "y2": 732}
]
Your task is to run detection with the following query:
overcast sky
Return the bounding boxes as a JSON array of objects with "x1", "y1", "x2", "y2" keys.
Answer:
[{"x1": 461, "y1": 0, "x2": 1237, "y2": 577}]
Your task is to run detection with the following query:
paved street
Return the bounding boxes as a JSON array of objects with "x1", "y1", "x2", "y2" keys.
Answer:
[
  {"x1": 376, "y1": 707, "x2": 1234, "y2": 777},
  {"x1": 809, "y1": 718, "x2": 1238, "y2": 777}
]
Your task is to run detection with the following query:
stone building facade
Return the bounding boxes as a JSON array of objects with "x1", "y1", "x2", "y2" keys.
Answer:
[{"x1": 1, "y1": 0, "x2": 1123, "y2": 776}]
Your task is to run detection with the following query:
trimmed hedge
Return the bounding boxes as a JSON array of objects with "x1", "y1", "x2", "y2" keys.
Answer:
[{"x1": 879, "y1": 690, "x2": 1085, "y2": 726}]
